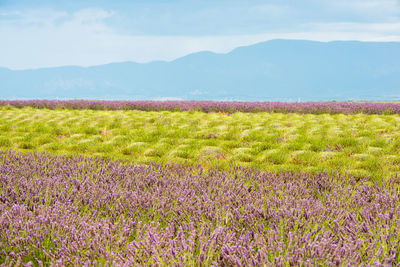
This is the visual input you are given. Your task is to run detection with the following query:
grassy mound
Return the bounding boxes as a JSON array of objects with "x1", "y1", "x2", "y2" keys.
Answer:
[{"x1": 1, "y1": 106, "x2": 400, "y2": 179}]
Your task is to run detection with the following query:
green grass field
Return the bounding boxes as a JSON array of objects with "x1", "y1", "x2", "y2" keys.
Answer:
[{"x1": 1, "y1": 105, "x2": 400, "y2": 179}]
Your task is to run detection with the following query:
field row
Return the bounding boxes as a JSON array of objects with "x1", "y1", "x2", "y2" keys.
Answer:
[
  {"x1": 1, "y1": 150, "x2": 399, "y2": 265},
  {"x1": 2, "y1": 99, "x2": 400, "y2": 114},
  {"x1": 1, "y1": 106, "x2": 400, "y2": 179}
]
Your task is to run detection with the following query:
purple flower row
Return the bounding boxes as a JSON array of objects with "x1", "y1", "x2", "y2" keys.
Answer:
[
  {"x1": 0, "y1": 150, "x2": 399, "y2": 265},
  {"x1": 2, "y1": 100, "x2": 400, "y2": 114}
]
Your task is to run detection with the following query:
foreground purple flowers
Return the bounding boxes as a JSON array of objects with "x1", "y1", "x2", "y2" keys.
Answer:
[
  {"x1": 2, "y1": 99, "x2": 400, "y2": 114},
  {"x1": 0, "y1": 150, "x2": 399, "y2": 265}
]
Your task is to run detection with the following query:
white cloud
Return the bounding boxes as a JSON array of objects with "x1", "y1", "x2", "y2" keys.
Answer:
[
  {"x1": 0, "y1": 11, "x2": 21, "y2": 16},
  {"x1": 340, "y1": 0, "x2": 399, "y2": 11},
  {"x1": 302, "y1": 22, "x2": 400, "y2": 38},
  {"x1": 1, "y1": 9, "x2": 68, "y2": 27},
  {"x1": 334, "y1": 0, "x2": 400, "y2": 19},
  {"x1": 0, "y1": 7, "x2": 399, "y2": 70}
]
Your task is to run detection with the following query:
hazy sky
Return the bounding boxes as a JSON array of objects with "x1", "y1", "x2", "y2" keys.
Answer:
[{"x1": 1, "y1": 0, "x2": 400, "y2": 69}]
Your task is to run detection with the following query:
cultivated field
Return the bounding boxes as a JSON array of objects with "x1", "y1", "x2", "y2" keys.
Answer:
[
  {"x1": 1, "y1": 150, "x2": 399, "y2": 265},
  {"x1": 1, "y1": 101, "x2": 400, "y2": 265},
  {"x1": 1, "y1": 105, "x2": 400, "y2": 179}
]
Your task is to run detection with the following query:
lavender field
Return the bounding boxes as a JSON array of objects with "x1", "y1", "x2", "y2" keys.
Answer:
[
  {"x1": 4, "y1": 0, "x2": 400, "y2": 265},
  {"x1": 1, "y1": 100, "x2": 400, "y2": 265},
  {"x1": 2, "y1": 100, "x2": 400, "y2": 114},
  {"x1": 1, "y1": 150, "x2": 399, "y2": 265}
]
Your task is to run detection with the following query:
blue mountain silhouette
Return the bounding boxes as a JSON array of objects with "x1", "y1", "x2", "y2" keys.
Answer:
[{"x1": 1, "y1": 40, "x2": 400, "y2": 101}]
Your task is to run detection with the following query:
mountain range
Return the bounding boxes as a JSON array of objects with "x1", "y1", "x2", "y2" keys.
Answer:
[{"x1": 1, "y1": 39, "x2": 400, "y2": 101}]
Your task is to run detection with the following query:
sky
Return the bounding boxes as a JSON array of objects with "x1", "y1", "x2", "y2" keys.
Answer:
[{"x1": 1, "y1": 0, "x2": 400, "y2": 70}]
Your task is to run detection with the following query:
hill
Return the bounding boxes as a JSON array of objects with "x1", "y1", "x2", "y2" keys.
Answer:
[{"x1": 1, "y1": 40, "x2": 400, "y2": 100}]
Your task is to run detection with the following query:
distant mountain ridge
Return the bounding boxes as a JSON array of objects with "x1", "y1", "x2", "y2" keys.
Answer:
[{"x1": 1, "y1": 39, "x2": 400, "y2": 101}]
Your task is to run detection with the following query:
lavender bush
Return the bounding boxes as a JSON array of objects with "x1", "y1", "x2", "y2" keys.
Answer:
[
  {"x1": 2, "y1": 100, "x2": 400, "y2": 114},
  {"x1": 0, "y1": 150, "x2": 399, "y2": 265}
]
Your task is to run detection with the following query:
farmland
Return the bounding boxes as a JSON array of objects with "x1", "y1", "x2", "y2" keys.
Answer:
[
  {"x1": 1, "y1": 150, "x2": 399, "y2": 265},
  {"x1": 1, "y1": 101, "x2": 400, "y2": 265},
  {"x1": 1, "y1": 105, "x2": 400, "y2": 179}
]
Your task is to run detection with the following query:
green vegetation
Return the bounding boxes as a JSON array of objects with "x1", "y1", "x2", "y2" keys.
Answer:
[{"x1": 1, "y1": 106, "x2": 400, "y2": 179}]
